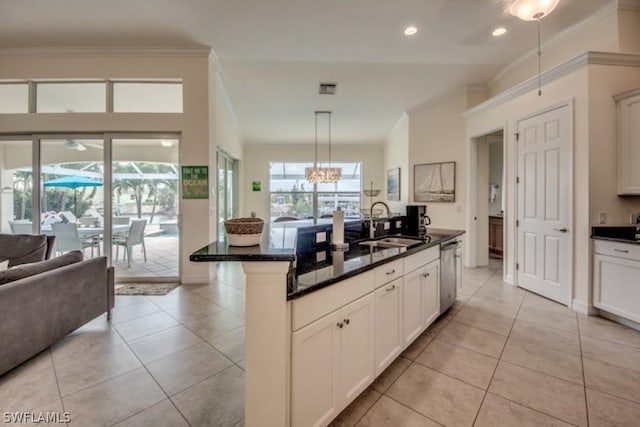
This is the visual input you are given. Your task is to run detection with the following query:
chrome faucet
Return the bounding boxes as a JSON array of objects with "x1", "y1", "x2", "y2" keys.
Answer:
[{"x1": 369, "y1": 201, "x2": 393, "y2": 239}]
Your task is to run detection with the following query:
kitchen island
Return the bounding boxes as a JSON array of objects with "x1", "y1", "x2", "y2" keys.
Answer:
[{"x1": 191, "y1": 220, "x2": 464, "y2": 427}]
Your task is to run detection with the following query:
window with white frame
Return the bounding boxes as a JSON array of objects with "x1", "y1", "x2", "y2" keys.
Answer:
[{"x1": 269, "y1": 162, "x2": 362, "y2": 221}]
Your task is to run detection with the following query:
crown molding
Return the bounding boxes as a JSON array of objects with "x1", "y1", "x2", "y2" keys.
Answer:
[
  {"x1": 0, "y1": 46, "x2": 212, "y2": 58},
  {"x1": 464, "y1": 51, "x2": 640, "y2": 117},
  {"x1": 490, "y1": 0, "x2": 619, "y2": 88}
]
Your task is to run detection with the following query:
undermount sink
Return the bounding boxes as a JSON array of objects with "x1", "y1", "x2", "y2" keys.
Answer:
[{"x1": 358, "y1": 236, "x2": 423, "y2": 249}]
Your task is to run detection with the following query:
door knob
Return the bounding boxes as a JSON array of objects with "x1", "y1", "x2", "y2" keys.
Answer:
[{"x1": 554, "y1": 227, "x2": 568, "y2": 233}]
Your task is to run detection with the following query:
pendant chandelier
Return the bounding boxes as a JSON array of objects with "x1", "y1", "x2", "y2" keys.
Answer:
[
  {"x1": 509, "y1": 0, "x2": 561, "y2": 96},
  {"x1": 305, "y1": 110, "x2": 342, "y2": 183}
]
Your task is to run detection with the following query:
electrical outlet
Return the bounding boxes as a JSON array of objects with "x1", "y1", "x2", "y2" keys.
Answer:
[
  {"x1": 383, "y1": 221, "x2": 390, "y2": 230},
  {"x1": 316, "y1": 231, "x2": 326, "y2": 243},
  {"x1": 396, "y1": 220, "x2": 402, "y2": 228},
  {"x1": 316, "y1": 251, "x2": 326, "y2": 262},
  {"x1": 598, "y1": 211, "x2": 607, "y2": 224}
]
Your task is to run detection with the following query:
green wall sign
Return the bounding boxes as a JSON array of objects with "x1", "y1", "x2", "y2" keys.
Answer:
[{"x1": 182, "y1": 166, "x2": 209, "y2": 199}]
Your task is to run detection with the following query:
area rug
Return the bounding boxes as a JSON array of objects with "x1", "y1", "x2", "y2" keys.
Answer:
[{"x1": 115, "y1": 282, "x2": 180, "y2": 296}]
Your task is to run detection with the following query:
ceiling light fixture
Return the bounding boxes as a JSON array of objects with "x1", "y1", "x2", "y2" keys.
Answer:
[
  {"x1": 492, "y1": 27, "x2": 507, "y2": 36},
  {"x1": 404, "y1": 26, "x2": 418, "y2": 36},
  {"x1": 509, "y1": 0, "x2": 560, "y2": 21},
  {"x1": 305, "y1": 111, "x2": 342, "y2": 184},
  {"x1": 509, "y1": 0, "x2": 561, "y2": 96}
]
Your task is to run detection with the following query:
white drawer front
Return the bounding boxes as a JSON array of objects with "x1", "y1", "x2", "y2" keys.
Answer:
[
  {"x1": 404, "y1": 246, "x2": 440, "y2": 273},
  {"x1": 594, "y1": 240, "x2": 640, "y2": 262},
  {"x1": 292, "y1": 270, "x2": 375, "y2": 331},
  {"x1": 374, "y1": 259, "x2": 404, "y2": 288}
]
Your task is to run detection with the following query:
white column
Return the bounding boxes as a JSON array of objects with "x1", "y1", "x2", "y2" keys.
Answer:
[{"x1": 242, "y1": 261, "x2": 292, "y2": 427}]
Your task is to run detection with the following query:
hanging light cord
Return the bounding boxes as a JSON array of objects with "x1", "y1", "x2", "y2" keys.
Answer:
[
  {"x1": 314, "y1": 111, "x2": 319, "y2": 168},
  {"x1": 328, "y1": 112, "x2": 332, "y2": 168},
  {"x1": 536, "y1": 13, "x2": 543, "y2": 96}
]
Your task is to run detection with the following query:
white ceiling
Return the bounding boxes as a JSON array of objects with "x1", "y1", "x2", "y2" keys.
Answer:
[{"x1": 0, "y1": 0, "x2": 613, "y2": 145}]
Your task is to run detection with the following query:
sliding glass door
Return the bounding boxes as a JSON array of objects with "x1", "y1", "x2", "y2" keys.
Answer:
[
  {"x1": 217, "y1": 150, "x2": 238, "y2": 238},
  {"x1": 0, "y1": 137, "x2": 33, "y2": 234}
]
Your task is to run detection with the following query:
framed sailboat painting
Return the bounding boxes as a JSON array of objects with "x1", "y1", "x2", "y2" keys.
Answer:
[{"x1": 414, "y1": 162, "x2": 455, "y2": 202}]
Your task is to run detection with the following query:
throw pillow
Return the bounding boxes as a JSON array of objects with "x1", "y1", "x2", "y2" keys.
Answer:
[
  {"x1": 0, "y1": 234, "x2": 48, "y2": 267},
  {"x1": 0, "y1": 251, "x2": 84, "y2": 286}
]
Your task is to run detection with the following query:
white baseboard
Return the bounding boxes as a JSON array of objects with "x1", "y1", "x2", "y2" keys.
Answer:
[
  {"x1": 181, "y1": 275, "x2": 210, "y2": 285},
  {"x1": 505, "y1": 274, "x2": 514, "y2": 285},
  {"x1": 599, "y1": 310, "x2": 640, "y2": 332},
  {"x1": 572, "y1": 299, "x2": 599, "y2": 315}
]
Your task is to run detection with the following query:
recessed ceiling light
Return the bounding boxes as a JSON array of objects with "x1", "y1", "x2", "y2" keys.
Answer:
[
  {"x1": 404, "y1": 26, "x2": 418, "y2": 36},
  {"x1": 492, "y1": 27, "x2": 507, "y2": 37}
]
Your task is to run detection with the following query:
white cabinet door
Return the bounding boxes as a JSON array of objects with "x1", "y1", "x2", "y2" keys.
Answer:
[
  {"x1": 594, "y1": 254, "x2": 640, "y2": 323},
  {"x1": 423, "y1": 261, "x2": 440, "y2": 327},
  {"x1": 338, "y1": 293, "x2": 375, "y2": 408},
  {"x1": 403, "y1": 267, "x2": 424, "y2": 346},
  {"x1": 291, "y1": 310, "x2": 341, "y2": 427},
  {"x1": 374, "y1": 278, "x2": 403, "y2": 375},
  {"x1": 617, "y1": 90, "x2": 640, "y2": 195}
]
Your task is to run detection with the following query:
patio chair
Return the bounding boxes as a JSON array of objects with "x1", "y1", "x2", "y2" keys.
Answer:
[
  {"x1": 78, "y1": 216, "x2": 100, "y2": 227},
  {"x1": 51, "y1": 223, "x2": 101, "y2": 257},
  {"x1": 113, "y1": 219, "x2": 147, "y2": 268},
  {"x1": 59, "y1": 211, "x2": 78, "y2": 224},
  {"x1": 9, "y1": 221, "x2": 33, "y2": 234}
]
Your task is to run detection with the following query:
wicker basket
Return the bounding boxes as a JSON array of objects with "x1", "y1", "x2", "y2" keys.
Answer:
[{"x1": 224, "y1": 218, "x2": 264, "y2": 246}]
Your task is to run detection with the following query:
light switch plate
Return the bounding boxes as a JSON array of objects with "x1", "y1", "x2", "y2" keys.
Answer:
[
  {"x1": 316, "y1": 251, "x2": 326, "y2": 262},
  {"x1": 598, "y1": 211, "x2": 607, "y2": 224},
  {"x1": 383, "y1": 221, "x2": 390, "y2": 230},
  {"x1": 396, "y1": 220, "x2": 402, "y2": 228}
]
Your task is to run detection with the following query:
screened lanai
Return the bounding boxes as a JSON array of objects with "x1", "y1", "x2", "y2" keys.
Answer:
[{"x1": 0, "y1": 137, "x2": 180, "y2": 281}]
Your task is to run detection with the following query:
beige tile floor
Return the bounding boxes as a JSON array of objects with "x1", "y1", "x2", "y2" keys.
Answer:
[{"x1": 2, "y1": 260, "x2": 640, "y2": 426}]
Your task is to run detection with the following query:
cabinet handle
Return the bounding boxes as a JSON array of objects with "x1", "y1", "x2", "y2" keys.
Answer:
[
  {"x1": 422, "y1": 273, "x2": 430, "y2": 278},
  {"x1": 337, "y1": 322, "x2": 344, "y2": 329},
  {"x1": 614, "y1": 248, "x2": 629, "y2": 253},
  {"x1": 385, "y1": 284, "x2": 396, "y2": 292},
  {"x1": 386, "y1": 269, "x2": 396, "y2": 275},
  {"x1": 344, "y1": 318, "x2": 350, "y2": 325}
]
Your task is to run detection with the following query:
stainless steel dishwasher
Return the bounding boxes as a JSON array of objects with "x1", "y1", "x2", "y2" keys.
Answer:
[{"x1": 440, "y1": 238, "x2": 460, "y2": 314}]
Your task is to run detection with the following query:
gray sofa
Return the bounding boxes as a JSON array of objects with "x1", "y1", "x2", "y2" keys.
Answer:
[{"x1": 0, "y1": 234, "x2": 114, "y2": 376}]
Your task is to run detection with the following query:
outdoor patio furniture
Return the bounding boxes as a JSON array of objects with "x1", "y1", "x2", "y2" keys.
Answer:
[
  {"x1": 113, "y1": 219, "x2": 147, "y2": 268},
  {"x1": 59, "y1": 211, "x2": 78, "y2": 223},
  {"x1": 51, "y1": 223, "x2": 101, "y2": 257},
  {"x1": 78, "y1": 216, "x2": 100, "y2": 227},
  {"x1": 8, "y1": 221, "x2": 33, "y2": 234},
  {"x1": 273, "y1": 216, "x2": 299, "y2": 223}
]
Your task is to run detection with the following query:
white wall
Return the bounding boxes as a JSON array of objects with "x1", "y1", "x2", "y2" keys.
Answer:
[
  {"x1": 242, "y1": 144, "x2": 384, "y2": 221},
  {"x1": 0, "y1": 50, "x2": 213, "y2": 284},
  {"x1": 383, "y1": 113, "x2": 409, "y2": 213},
  {"x1": 465, "y1": 58, "x2": 640, "y2": 309},
  {"x1": 491, "y1": 5, "x2": 620, "y2": 96},
  {"x1": 408, "y1": 94, "x2": 468, "y2": 231}
]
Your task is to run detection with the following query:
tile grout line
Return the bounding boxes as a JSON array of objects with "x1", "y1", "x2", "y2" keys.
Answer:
[
  {"x1": 470, "y1": 275, "x2": 526, "y2": 427},
  {"x1": 107, "y1": 314, "x2": 193, "y2": 427},
  {"x1": 577, "y1": 315, "x2": 590, "y2": 427},
  {"x1": 47, "y1": 349, "x2": 70, "y2": 426}
]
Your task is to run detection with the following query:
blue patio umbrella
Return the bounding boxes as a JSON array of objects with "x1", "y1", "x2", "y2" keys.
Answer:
[{"x1": 43, "y1": 175, "x2": 103, "y2": 217}]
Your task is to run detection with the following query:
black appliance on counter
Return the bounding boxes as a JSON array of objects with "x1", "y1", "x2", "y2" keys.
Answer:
[{"x1": 404, "y1": 205, "x2": 431, "y2": 236}]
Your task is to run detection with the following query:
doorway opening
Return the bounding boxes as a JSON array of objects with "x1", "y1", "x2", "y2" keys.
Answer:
[{"x1": 468, "y1": 129, "x2": 506, "y2": 278}]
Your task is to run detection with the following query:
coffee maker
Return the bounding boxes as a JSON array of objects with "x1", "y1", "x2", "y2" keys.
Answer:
[{"x1": 404, "y1": 205, "x2": 431, "y2": 236}]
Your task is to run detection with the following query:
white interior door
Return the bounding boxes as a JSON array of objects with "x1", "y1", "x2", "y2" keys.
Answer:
[{"x1": 517, "y1": 104, "x2": 571, "y2": 305}]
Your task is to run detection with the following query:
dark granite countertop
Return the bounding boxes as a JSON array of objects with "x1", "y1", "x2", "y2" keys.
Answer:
[
  {"x1": 591, "y1": 225, "x2": 640, "y2": 245},
  {"x1": 190, "y1": 220, "x2": 464, "y2": 300}
]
